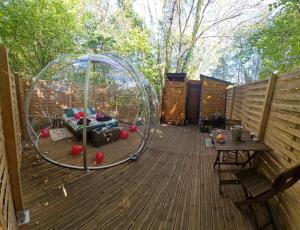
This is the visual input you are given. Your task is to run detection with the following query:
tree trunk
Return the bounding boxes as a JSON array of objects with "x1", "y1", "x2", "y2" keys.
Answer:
[
  {"x1": 180, "y1": 0, "x2": 203, "y2": 72},
  {"x1": 162, "y1": 0, "x2": 177, "y2": 85}
]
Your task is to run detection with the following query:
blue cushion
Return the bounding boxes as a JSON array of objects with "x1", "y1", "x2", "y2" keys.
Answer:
[
  {"x1": 88, "y1": 107, "x2": 96, "y2": 115},
  {"x1": 64, "y1": 108, "x2": 74, "y2": 118},
  {"x1": 72, "y1": 108, "x2": 80, "y2": 114}
]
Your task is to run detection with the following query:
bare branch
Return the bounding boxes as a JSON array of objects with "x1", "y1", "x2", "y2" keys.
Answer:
[
  {"x1": 178, "y1": 13, "x2": 242, "y2": 61},
  {"x1": 196, "y1": 0, "x2": 213, "y2": 33},
  {"x1": 181, "y1": 0, "x2": 195, "y2": 35}
]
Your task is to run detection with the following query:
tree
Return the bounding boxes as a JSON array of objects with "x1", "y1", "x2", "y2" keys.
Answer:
[
  {"x1": 146, "y1": 0, "x2": 269, "y2": 84},
  {"x1": 0, "y1": 0, "x2": 82, "y2": 78},
  {"x1": 250, "y1": 0, "x2": 300, "y2": 78},
  {"x1": 82, "y1": 0, "x2": 161, "y2": 93},
  {"x1": 212, "y1": 0, "x2": 300, "y2": 82},
  {"x1": 212, "y1": 35, "x2": 261, "y2": 84}
]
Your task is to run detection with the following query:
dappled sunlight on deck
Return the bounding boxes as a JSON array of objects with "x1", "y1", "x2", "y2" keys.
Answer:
[{"x1": 19, "y1": 125, "x2": 267, "y2": 230}]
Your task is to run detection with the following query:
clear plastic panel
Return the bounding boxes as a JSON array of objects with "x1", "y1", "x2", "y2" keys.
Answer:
[{"x1": 25, "y1": 54, "x2": 158, "y2": 170}]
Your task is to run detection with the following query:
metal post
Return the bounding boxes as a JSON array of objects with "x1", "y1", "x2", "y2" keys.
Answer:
[{"x1": 83, "y1": 59, "x2": 91, "y2": 171}]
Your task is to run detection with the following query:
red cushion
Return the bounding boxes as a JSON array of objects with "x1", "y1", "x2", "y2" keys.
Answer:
[
  {"x1": 79, "y1": 111, "x2": 84, "y2": 117},
  {"x1": 74, "y1": 112, "x2": 81, "y2": 120}
]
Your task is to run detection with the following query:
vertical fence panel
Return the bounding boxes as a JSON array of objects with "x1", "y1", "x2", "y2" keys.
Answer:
[
  {"x1": 231, "y1": 80, "x2": 269, "y2": 135},
  {"x1": 0, "y1": 52, "x2": 18, "y2": 229},
  {"x1": 0, "y1": 46, "x2": 24, "y2": 215}
]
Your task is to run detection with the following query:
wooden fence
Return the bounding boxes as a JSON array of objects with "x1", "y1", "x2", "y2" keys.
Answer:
[
  {"x1": 226, "y1": 70, "x2": 300, "y2": 229},
  {"x1": 22, "y1": 80, "x2": 140, "y2": 129},
  {"x1": 0, "y1": 46, "x2": 25, "y2": 229}
]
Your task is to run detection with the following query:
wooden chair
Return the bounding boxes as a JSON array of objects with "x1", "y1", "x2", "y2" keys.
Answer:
[{"x1": 234, "y1": 163, "x2": 300, "y2": 229}]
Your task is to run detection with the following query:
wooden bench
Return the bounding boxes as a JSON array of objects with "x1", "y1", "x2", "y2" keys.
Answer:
[{"x1": 234, "y1": 162, "x2": 300, "y2": 229}]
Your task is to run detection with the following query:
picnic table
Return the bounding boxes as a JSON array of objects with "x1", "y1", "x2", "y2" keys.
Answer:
[{"x1": 211, "y1": 129, "x2": 271, "y2": 194}]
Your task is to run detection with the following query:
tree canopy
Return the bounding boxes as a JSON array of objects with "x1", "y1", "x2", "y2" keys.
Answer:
[
  {"x1": 0, "y1": 0, "x2": 299, "y2": 89},
  {"x1": 0, "y1": 0, "x2": 81, "y2": 77},
  {"x1": 212, "y1": 0, "x2": 300, "y2": 83}
]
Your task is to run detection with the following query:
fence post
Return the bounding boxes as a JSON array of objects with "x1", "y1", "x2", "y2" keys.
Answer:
[
  {"x1": 258, "y1": 74, "x2": 277, "y2": 141},
  {"x1": 0, "y1": 46, "x2": 24, "y2": 213},
  {"x1": 15, "y1": 74, "x2": 26, "y2": 141},
  {"x1": 229, "y1": 86, "x2": 236, "y2": 119}
]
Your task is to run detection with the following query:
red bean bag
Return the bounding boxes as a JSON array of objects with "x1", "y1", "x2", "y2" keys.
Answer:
[
  {"x1": 119, "y1": 130, "x2": 128, "y2": 139},
  {"x1": 71, "y1": 145, "x2": 83, "y2": 155},
  {"x1": 95, "y1": 151, "x2": 104, "y2": 164},
  {"x1": 129, "y1": 125, "x2": 137, "y2": 132},
  {"x1": 40, "y1": 128, "x2": 49, "y2": 138}
]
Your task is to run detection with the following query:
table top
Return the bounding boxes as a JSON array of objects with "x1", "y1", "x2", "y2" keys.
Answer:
[{"x1": 212, "y1": 129, "x2": 270, "y2": 152}]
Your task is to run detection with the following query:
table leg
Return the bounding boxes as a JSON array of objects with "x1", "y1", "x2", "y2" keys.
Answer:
[
  {"x1": 218, "y1": 150, "x2": 222, "y2": 194},
  {"x1": 214, "y1": 150, "x2": 221, "y2": 169},
  {"x1": 247, "y1": 151, "x2": 252, "y2": 167},
  {"x1": 242, "y1": 151, "x2": 258, "y2": 168}
]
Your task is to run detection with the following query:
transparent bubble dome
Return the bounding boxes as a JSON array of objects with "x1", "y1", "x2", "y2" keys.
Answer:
[{"x1": 25, "y1": 54, "x2": 159, "y2": 170}]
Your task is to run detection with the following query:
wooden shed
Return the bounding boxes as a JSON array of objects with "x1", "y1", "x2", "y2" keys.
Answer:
[
  {"x1": 200, "y1": 74, "x2": 232, "y2": 119},
  {"x1": 160, "y1": 73, "x2": 187, "y2": 125},
  {"x1": 161, "y1": 73, "x2": 232, "y2": 125}
]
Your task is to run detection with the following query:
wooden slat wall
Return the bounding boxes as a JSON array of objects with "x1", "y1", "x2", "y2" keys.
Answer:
[
  {"x1": 0, "y1": 46, "x2": 24, "y2": 221},
  {"x1": 231, "y1": 80, "x2": 269, "y2": 136},
  {"x1": 24, "y1": 80, "x2": 139, "y2": 130},
  {"x1": 0, "y1": 85, "x2": 18, "y2": 230},
  {"x1": 226, "y1": 70, "x2": 300, "y2": 229},
  {"x1": 201, "y1": 79, "x2": 228, "y2": 118},
  {"x1": 263, "y1": 71, "x2": 300, "y2": 230},
  {"x1": 8, "y1": 69, "x2": 24, "y2": 168}
]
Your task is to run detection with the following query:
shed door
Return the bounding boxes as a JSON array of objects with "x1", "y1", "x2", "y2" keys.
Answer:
[
  {"x1": 165, "y1": 86, "x2": 184, "y2": 122},
  {"x1": 187, "y1": 84, "x2": 201, "y2": 124}
]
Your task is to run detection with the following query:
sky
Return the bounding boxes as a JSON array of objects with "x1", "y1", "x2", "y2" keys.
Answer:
[{"x1": 132, "y1": 0, "x2": 276, "y2": 77}]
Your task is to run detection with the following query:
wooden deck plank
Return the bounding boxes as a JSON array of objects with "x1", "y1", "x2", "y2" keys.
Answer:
[{"x1": 20, "y1": 125, "x2": 263, "y2": 230}]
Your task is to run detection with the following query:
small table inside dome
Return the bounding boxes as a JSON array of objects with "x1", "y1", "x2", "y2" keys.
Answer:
[
  {"x1": 211, "y1": 129, "x2": 271, "y2": 194},
  {"x1": 51, "y1": 113, "x2": 63, "y2": 128}
]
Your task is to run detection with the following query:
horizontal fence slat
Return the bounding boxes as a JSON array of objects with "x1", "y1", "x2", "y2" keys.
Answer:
[{"x1": 226, "y1": 70, "x2": 300, "y2": 229}]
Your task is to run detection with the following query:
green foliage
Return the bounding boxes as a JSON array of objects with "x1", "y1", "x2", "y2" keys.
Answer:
[
  {"x1": 251, "y1": 0, "x2": 300, "y2": 78},
  {"x1": 81, "y1": 3, "x2": 161, "y2": 93},
  {"x1": 0, "y1": 0, "x2": 81, "y2": 78},
  {"x1": 212, "y1": 35, "x2": 261, "y2": 84},
  {"x1": 213, "y1": 0, "x2": 300, "y2": 82},
  {"x1": 0, "y1": 0, "x2": 161, "y2": 93}
]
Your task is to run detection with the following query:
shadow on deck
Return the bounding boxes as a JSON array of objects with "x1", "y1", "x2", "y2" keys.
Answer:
[{"x1": 20, "y1": 125, "x2": 269, "y2": 230}]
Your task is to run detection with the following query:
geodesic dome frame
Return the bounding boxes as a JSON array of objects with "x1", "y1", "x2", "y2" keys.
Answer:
[{"x1": 25, "y1": 53, "x2": 159, "y2": 170}]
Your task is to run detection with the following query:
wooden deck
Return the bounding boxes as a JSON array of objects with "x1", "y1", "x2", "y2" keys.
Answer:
[{"x1": 20, "y1": 125, "x2": 270, "y2": 230}]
